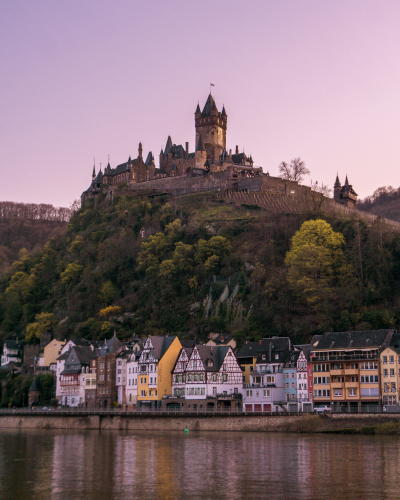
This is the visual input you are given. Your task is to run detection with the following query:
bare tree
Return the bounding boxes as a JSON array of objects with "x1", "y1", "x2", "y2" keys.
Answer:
[
  {"x1": 278, "y1": 157, "x2": 310, "y2": 183},
  {"x1": 309, "y1": 181, "x2": 332, "y2": 210}
]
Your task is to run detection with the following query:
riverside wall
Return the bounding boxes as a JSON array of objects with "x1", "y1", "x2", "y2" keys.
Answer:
[{"x1": 1, "y1": 413, "x2": 400, "y2": 433}]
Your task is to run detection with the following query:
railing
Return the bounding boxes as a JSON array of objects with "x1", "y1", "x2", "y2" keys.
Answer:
[{"x1": 1, "y1": 405, "x2": 400, "y2": 415}]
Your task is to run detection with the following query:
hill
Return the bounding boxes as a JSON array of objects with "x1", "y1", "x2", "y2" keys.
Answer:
[
  {"x1": 358, "y1": 186, "x2": 400, "y2": 222},
  {"x1": 0, "y1": 200, "x2": 72, "y2": 273},
  {"x1": 1, "y1": 191, "x2": 400, "y2": 347}
]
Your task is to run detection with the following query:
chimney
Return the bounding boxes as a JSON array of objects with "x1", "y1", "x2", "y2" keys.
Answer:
[
  {"x1": 185, "y1": 142, "x2": 189, "y2": 156},
  {"x1": 235, "y1": 145, "x2": 239, "y2": 154},
  {"x1": 138, "y1": 142, "x2": 143, "y2": 159}
]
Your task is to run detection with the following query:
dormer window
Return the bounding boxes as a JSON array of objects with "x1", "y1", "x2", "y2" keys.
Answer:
[
  {"x1": 207, "y1": 359, "x2": 214, "y2": 368},
  {"x1": 275, "y1": 354, "x2": 279, "y2": 360}
]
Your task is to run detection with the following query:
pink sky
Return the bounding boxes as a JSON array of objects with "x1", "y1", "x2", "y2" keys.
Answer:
[{"x1": 1, "y1": 0, "x2": 400, "y2": 207}]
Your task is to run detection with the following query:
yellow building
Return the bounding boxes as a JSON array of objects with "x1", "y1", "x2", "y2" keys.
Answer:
[
  {"x1": 380, "y1": 340, "x2": 400, "y2": 406},
  {"x1": 43, "y1": 340, "x2": 65, "y2": 368},
  {"x1": 137, "y1": 336, "x2": 182, "y2": 409}
]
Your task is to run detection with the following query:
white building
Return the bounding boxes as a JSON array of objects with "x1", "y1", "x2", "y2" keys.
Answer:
[
  {"x1": 126, "y1": 351, "x2": 141, "y2": 406},
  {"x1": 1, "y1": 340, "x2": 22, "y2": 368},
  {"x1": 169, "y1": 345, "x2": 243, "y2": 410},
  {"x1": 296, "y1": 350, "x2": 309, "y2": 403},
  {"x1": 116, "y1": 350, "x2": 130, "y2": 405}
]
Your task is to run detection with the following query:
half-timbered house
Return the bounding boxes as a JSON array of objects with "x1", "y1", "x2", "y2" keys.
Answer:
[{"x1": 166, "y1": 345, "x2": 243, "y2": 410}]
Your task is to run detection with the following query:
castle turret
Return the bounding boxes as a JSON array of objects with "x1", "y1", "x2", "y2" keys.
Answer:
[
  {"x1": 195, "y1": 94, "x2": 227, "y2": 161},
  {"x1": 334, "y1": 174, "x2": 341, "y2": 203},
  {"x1": 195, "y1": 133, "x2": 207, "y2": 169}
]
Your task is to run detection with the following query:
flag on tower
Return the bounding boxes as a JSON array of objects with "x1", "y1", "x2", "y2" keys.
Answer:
[{"x1": 210, "y1": 83, "x2": 215, "y2": 86}]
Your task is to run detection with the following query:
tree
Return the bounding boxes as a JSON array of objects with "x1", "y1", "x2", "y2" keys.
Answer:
[
  {"x1": 285, "y1": 219, "x2": 354, "y2": 308},
  {"x1": 98, "y1": 281, "x2": 117, "y2": 306},
  {"x1": 278, "y1": 157, "x2": 310, "y2": 183},
  {"x1": 25, "y1": 312, "x2": 57, "y2": 342},
  {"x1": 308, "y1": 181, "x2": 332, "y2": 210}
]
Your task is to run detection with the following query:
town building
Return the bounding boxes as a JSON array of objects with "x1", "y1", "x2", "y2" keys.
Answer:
[
  {"x1": 116, "y1": 350, "x2": 131, "y2": 406},
  {"x1": 236, "y1": 338, "x2": 292, "y2": 412},
  {"x1": 59, "y1": 345, "x2": 97, "y2": 406},
  {"x1": 137, "y1": 335, "x2": 182, "y2": 409},
  {"x1": 205, "y1": 333, "x2": 236, "y2": 350},
  {"x1": 126, "y1": 351, "x2": 141, "y2": 407},
  {"x1": 296, "y1": 349, "x2": 310, "y2": 403},
  {"x1": 1, "y1": 340, "x2": 23, "y2": 369},
  {"x1": 96, "y1": 335, "x2": 126, "y2": 409},
  {"x1": 84, "y1": 357, "x2": 97, "y2": 409},
  {"x1": 41, "y1": 340, "x2": 65, "y2": 370},
  {"x1": 168, "y1": 344, "x2": 243, "y2": 410},
  {"x1": 311, "y1": 330, "x2": 393, "y2": 410},
  {"x1": 380, "y1": 332, "x2": 400, "y2": 406},
  {"x1": 283, "y1": 351, "x2": 300, "y2": 403}
]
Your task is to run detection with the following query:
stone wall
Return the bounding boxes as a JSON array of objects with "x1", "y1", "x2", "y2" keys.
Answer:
[{"x1": 2, "y1": 412, "x2": 400, "y2": 432}]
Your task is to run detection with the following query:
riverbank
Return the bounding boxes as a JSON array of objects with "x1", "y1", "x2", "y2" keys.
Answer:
[{"x1": 2, "y1": 412, "x2": 400, "y2": 433}]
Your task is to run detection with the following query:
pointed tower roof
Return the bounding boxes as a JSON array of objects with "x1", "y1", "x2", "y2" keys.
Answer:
[
  {"x1": 334, "y1": 174, "x2": 341, "y2": 188},
  {"x1": 165, "y1": 136, "x2": 173, "y2": 154},
  {"x1": 344, "y1": 175, "x2": 349, "y2": 186},
  {"x1": 201, "y1": 94, "x2": 218, "y2": 117},
  {"x1": 29, "y1": 378, "x2": 39, "y2": 392},
  {"x1": 92, "y1": 164, "x2": 96, "y2": 179},
  {"x1": 195, "y1": 103, "x2": 201, "y2": 113},
  {"x1": 221, "y1": 105, "x2": 227, "y2": 117},
  {"x1": 196, "y1": 134, "x2": 205, "y2": 152}
]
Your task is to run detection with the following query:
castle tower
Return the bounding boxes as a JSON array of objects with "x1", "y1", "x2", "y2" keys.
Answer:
[
  {"x1": 195, "y1": 133, "x2": 207, "y2": 169},
  {"x1": 195, "y1": 94, "x2": 227, "y2": 161},
  {"x1": 334, "y1": 174, "x2": 341, "y2": 203}
]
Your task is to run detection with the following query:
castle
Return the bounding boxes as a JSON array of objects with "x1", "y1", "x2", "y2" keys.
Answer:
[
  {"x1": 82, "y1": 94, "x2": 357, "y2": 210},
  {"x1": 82, "y1": 93, "x2": 261, "y2": 202}
]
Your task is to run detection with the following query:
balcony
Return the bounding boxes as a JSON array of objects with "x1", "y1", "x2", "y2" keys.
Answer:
[
  {"x1": 331, "y1": 382, "x2": 344, "y2": 388},
  {"x1": 345, "y1": 382, "x2": 358, "y2": 388},
  {"x1": 314, "y1": 353, "x2": 378, "y2": 362},
  {"x1": 344, "y1": 369, "x2": 358, "y2": 375},
  {"x1": 330, "y1": 369, "x2": 344, "y2": 376}
]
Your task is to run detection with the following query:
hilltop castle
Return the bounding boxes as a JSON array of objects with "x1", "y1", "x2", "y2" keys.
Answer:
[
  {"x1": 82, "y1": 93, "x2": 357, "y2": 210},
  {"x1": 82, "y1": 94, "x2": 260, "y2": 202}
]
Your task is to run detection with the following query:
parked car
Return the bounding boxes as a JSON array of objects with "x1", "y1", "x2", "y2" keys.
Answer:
[
  {"x1": 314, "y1": 405, "x2": 331, "y2": 413},
  {"x1": 42, "y1": 407, "x2": 51, "y2": 411}
]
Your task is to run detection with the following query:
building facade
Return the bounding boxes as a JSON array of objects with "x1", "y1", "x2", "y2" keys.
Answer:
[{"x1": 137, "y1": 335, "x2": 182, "y2": 409}]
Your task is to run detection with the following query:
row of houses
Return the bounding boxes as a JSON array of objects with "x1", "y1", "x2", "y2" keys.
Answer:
[{"x1": 6, "y1": 328, "x2": 400, "y2": 410}]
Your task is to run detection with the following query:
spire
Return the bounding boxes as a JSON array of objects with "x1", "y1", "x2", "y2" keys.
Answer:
[
  {"x1": 344, "y1": 175, "x2": 349, "y2": 186},
  {"x1": 128, "y1": 155, "x2": 132, "y2": 165},
  {"x1": 92, "y1": 162, "x2": 96, "y2": 180},
  {"x1": 195, "y1": 103, "x2": 201, "y2": 113},
  {"x1": 334, "y1": 173, "x2": 341, "y2": 188},
  {"x1": 196, "y1": 134, "x2": 205, "y2": 152},
  {"x1": 221, "y1": 105, "x2": 227, "y2": 117},
  {"x1": 165, "y1": 136, "x2": 172, "y2": 154},
  {"x1": 201, "y1": 94, "x2": 218, "y2": 117}
]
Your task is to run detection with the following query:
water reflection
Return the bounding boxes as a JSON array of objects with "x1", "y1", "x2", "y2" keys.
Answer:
[{"x1": 0, "y1": 429, "x2": 399, "y2": 499}]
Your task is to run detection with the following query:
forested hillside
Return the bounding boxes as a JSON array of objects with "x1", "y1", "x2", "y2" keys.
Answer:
[
  {"x1": 0, "y1": 201, "x2": 72, "y2": 274},
  {"x1": 1, "y1": 191, "x2": 400, "y2": 347},
  {"x1": 358, "y1": 186, "x2": 400, "y2": 222}
]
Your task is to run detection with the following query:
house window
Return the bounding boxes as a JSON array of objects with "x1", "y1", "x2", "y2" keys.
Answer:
[
  {"x1": 383, "y1": 356, "x2": 388, "y2": 364},
  {"x1": 263, "y1": 389, "x2": 270, "y2": 397},
  {"x1": 246, "y1": 390, "x2": 252, "y2": 397},
  {"x1": 390, "y1": 369, "x2": 395, "y2": 377},
  {"x1": 348, "y1": 388, "x2": 357, "y2": 397},
  {"x1": 334, "y1": 389, "x2": 342, "y2": 397},
  {"x1": 391, "y1": 383, "x2": 396, "y2": 392},
  {"x1": 384, "y1": 369, "x2": 388, "y2": 377},
  {"x1": 390, "y1": 356, "x2": 394, "y2": 364}
]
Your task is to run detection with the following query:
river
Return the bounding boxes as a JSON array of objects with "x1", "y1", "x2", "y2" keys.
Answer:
[{"x1": 0, "y1": 429, "x2": 399, "y2": 499}]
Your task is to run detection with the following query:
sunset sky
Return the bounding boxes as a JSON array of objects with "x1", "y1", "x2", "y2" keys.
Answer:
[{"x1": 1, "y1": 0, "x2": 400, "y2": 207}]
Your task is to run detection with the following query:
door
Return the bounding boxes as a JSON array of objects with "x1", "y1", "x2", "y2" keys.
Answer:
[
  {"x1": 254, "y1": 404, "x2": 262, "y2": 412},
  {"x1": 245, "y1": 404, "x2": 253, "y2": 412},
  {"x1": 263, "y1": 404, "x2": 271, "y2": 412}
]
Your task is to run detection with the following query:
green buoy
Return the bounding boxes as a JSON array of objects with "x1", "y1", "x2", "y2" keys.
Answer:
[{"x1": 184, "y1": 426, "x2": 189, "y2": 433}]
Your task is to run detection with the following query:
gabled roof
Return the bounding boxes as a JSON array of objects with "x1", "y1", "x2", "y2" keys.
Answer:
[
  {"x1": 98, "y1": 335, "x2": 125, "y2": 356},
  {"x1": 236, "y1": 337, "x2": 291, "y2": 362},
  {"x1": 148, "y1": 336, "x2": 177, "y2": 360},
  {"x1": 284, "y1": 350, "x2": 300, "y2": 367},
  {"x1": 388, "y1": 333, "x2": 400, "y2": 352},
  {"x1": 65, "y1": 345, "x2": 97, "y2": 367},
  {"x1": 181, "y1": 340, "x2": 196, "y2": 348},
  {"x1": 194, "y1": 345, "x2": 230, "y2": 372},
  {"x1": 232, "y1": 152, "x2": 246, "y2": 164},
  {"x1": 314, "y1": 330, "x2": 393, "y2": 350},
  {"x1": 3, "y1": 340, "x2": 22, "y2": 349}
]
